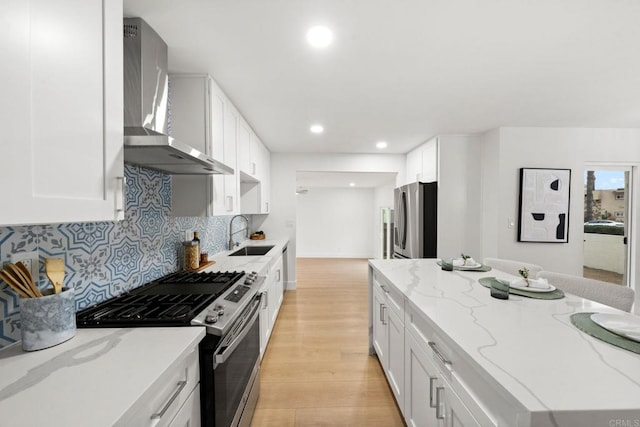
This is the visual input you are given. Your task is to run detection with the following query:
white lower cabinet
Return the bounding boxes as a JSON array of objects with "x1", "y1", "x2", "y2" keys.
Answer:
[
  {"x1": 404, "y1": 330, "x2": 440, "y2": 427},
  {"x1": 169, "y1": 385, "x2": 201, "y2": 427},
  {"x1": 269, "y1": 254, "x2": 284, "y2": 326},
  {"x1": 372, "y1": 271, "x2": 503, "y2": 427},
  {"x1": 259, "y1": 285, "x2": 271, "y2": 357},
  {"x1": 439, "y1": 375, "x2": 480, "y2": 427},
  {"x1": 372, "y1": 273, "x2": 405, "y2": 414},
  {"x1": 402, "y1": 304, "x2": 498, "y2": 427},
  {"x1": 116, "y1": 348, "x2": 200, "y2": 427},
  {"x1": 372, "y1": 283, "x2": 387, "y2": 365},
  {"x1": 260, "y1": 253, "x2": 284, "y2": 357}
]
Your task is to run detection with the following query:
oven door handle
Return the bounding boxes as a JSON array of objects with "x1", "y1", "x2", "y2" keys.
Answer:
[{"x1": 214, "y1": 295, "x2": 261, "y2": 367}]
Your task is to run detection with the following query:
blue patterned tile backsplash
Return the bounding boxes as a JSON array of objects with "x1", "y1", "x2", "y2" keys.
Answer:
[{"x1": 0, "y1": 165, "x2": 250, "y2": 347}]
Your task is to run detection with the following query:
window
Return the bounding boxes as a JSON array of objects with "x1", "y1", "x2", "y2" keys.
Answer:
[
  {"x1": 616, "y1": 193, "x2": 624, "y2": 200},
  {"x1": 615, "y1": 211, "x2": 624, "y2": 218}
]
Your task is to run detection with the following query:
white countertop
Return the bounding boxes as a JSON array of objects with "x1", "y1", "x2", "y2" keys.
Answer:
[
  {"x1": 0, "y1": 238, "x2": 289, "y2": 426},
  {"x1": 369, "y1": 259, "x2": 640, "y2": 422},
  {"x1": 206, "y1": 238, "x2": 288, "y2": 281},
  {"x1": 0, "y1": 327, "x2": 205, "y2": 426}
]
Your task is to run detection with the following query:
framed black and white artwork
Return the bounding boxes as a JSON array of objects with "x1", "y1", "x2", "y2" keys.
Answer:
[{"x1": 518, "y1": 168, "x2": 571, "y2": 243}]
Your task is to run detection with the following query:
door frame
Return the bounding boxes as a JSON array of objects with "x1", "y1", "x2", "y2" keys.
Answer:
[{"x1": 584, "y1": 163, "x2": 636, "y2": 291}]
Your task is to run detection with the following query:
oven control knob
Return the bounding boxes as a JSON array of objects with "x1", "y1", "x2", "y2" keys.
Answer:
[
  {"x1": 244, "y1": 277, "x2": 254, "y2": 285},
  {"x1": 205, "y1": 314, "x2": 218, "y2": 324},
  {"x1": 214, "y1": 305, "x2": 225, "y2": 316}
]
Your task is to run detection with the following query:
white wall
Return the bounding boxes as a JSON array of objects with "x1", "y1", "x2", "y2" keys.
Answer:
[
  {"x1": 437, "y1": 135, "x2": 483, "y2": 259},
  {"x1": 480, "y1": 127, "x2": 640, "y2": 310},
  {"x1": 296, "y1": 187, "x2": 375, "y2": 258},
  {"x1": 262, "y1": 153, "x2": 406, "y2": 289}
]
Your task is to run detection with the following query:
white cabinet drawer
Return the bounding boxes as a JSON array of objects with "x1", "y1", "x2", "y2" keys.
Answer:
[
  {"x1": 373, "y1": 272, "x2": 404, "y2": 322},
  {"x1": 169, "y1": 384, "x2": 201, "y2": 427},
  {"x1": 116, "y1": 347, "x2": 200, "y2": 427}
]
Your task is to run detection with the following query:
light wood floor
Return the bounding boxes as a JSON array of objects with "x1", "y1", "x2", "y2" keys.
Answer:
[{"x1": 250, "y1": 258, "x2": 405, "y2": 427}]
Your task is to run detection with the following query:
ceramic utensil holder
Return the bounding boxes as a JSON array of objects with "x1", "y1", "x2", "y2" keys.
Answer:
[{"x1": 20, "y1": 287, "x2": 76, "y2": 351}]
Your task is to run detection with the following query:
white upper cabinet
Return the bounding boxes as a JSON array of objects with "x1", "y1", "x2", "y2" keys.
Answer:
[
  {"x1": 259, "y1": 143, "x2": 271, "y2": 214},
  {"x1": 405, "y1": 137, "x2": 438, "y2": 185},
  {"x1": 0, "y1": 0, "x2": 124, "y2": 225},
  {"x1": 238, "y1": 120, "x2": 255, "y2": 180},
  {"x1": 239, "y1": 123, "x2": 271, "y2": 214},
  {"x1": 170, "y1": 75, "x2": 239, "y2": 216}
]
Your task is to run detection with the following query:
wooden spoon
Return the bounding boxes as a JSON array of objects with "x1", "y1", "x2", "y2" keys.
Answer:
[
  {"x1": 7, "y1": 263, "x2": 33, "y2": 297},
  {"x1": 15, "y1": 261, "x2": 42, "y2": 298},
  {"x1": 45, "y1": 258, "x2": 65, "y2": 294},
  {"x1": 9, "y1": 263, "x2": 42, "y2": 297},
  {"x1": 0, "y1": 270, "x2": 32, "y2": 298}
]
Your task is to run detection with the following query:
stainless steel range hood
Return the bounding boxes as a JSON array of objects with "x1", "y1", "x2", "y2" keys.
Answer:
[{"x1": 123, "y1": 18, "x2": 233, "y2": 175}]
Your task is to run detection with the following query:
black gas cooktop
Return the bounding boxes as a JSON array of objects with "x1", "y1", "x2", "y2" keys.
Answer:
[{"x1": 76, "y1": 271, "x2": 245, "y2": 327}]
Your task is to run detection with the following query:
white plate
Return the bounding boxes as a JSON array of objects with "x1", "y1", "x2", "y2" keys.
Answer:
[
  {"x1": 452, "y1": 259, "x2": 481, "y2": 269},
  {"x1": 591, "y1": 313, "x2": 640, "y2": 342},
  {"x1": 509, "y1": 279, "x2": 556, "y2": 293}
]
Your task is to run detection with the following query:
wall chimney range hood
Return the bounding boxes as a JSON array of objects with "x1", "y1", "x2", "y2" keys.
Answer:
[{"x1": 123, "y1": 18, "x2": 233, "y2": 175}]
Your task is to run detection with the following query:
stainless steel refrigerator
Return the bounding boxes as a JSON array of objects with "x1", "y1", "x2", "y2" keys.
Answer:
[{"x1": 393, "y1": 181, "x2": 437, "y2": 259}]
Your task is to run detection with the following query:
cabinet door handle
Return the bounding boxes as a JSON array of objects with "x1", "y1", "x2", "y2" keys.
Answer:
[
  {"x1": 435, "y1": 386, "x2": 445, "y2": 420},
  {"x1": 380, "y1": 304, "x2": 387, "y2": 325},
  {"x1": 429, "y1": 377, "x2": 437, "y2": 408},
  {"x1": 115, "y1": 176, "x2": 126, "y2": 219},
  {"x1": 429, "y1": 341, "x2": 452, "y2": 365},
  {"x1": 151, "y1": 380, "x2": 187, "y2": 421},
  {"x1": 276, "y1": 269, "x2": 281, "y2": 282},
  {"x1": 226, "y1": 195, "x2": 233, "y2": 212}
]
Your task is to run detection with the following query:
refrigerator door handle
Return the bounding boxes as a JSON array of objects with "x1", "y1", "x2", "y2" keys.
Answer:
[{"x1": 401, "y1": 190, "x2": 408, "y2": 249}]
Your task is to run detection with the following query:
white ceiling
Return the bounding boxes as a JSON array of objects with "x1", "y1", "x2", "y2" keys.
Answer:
[{"x1": 123, "y1": 0, "x2": 640, "y2": 155}]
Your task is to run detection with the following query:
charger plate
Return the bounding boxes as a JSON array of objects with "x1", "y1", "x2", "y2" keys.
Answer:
[
  {"x1": 571, "y1": 312, "x2": 640, "y2": 354},
  {"x1": 478, "y1": 277, "x2": 564, "y2": 299}
]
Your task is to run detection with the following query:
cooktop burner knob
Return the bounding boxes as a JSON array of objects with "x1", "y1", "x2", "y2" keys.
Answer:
[
  {"x1": 205, "y1": 314, "x2": 218, "y2": 324},
  {"x1": 244, "y1": 278, "x2": 254, "y2": 285},
  {"x1": 214, "y1": 305, "x2": 225, "y2": 316}
]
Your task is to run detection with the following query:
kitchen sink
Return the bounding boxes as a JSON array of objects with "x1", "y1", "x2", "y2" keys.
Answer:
[{"x1": 229, "y1": 245, "x2": 275, "y2": 256}]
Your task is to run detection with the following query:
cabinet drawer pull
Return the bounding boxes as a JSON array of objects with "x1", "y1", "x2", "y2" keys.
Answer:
[
  {"x1": 151, "y1": 380, "x2": 187, "y2": 421},
  {"x1": 429, "y1": 377, "x2": 437, "y2": 408},
  {"x1": 435, "y1": 386, "x2": 445, "y2": 420},
  {"x1": 429, "y1": 341, "x2": 452, "y2": 365}
]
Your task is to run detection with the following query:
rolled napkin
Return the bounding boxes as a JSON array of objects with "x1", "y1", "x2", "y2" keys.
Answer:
[
  {"x1": 453, "y1": 257, "x2": 479, "y2": 267},
  {"x1": 510, "y1": 277, "x2": 551, "y2": 290}
]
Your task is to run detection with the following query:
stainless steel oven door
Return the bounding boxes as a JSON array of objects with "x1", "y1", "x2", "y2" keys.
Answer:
[{"x1": 200, "y1": 293, "x2": 262, "y2": 427}]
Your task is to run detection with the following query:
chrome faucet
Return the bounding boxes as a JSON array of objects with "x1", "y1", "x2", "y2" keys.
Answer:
[{"x1": 229, "y1": 215, "x2": 249, "y2": 249}]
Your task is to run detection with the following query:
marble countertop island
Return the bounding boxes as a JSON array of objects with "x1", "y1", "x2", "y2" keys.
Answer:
[{"x1": 369, "y1": 258, "x2": 640, "y2": 426}]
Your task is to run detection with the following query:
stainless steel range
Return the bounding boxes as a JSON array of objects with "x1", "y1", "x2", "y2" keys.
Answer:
[{"x1": 76, "y1": 269, "x2": 264, "y2": 427}]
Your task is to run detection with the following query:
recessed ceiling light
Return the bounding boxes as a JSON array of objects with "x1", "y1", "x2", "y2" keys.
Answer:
[
  {"x1": 310, "y1": 124, "x2": 324, "y2": 134},
  {"x1": 306, "y1": 26, "x2": 333, "y2": 48},
  {"x1": 349, "y1": 182, "x2": 356, "y2": 187},
  {"x1": 376, "y1": 141, "x2": 388, "y2": 149}
]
